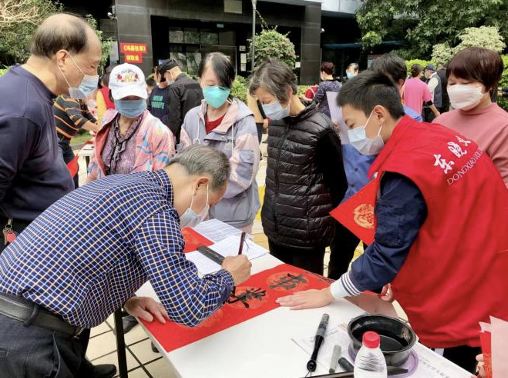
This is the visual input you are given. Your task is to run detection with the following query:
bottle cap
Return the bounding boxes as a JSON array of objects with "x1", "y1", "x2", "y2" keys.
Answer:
[{"x1": 362, "y1": 331, "x2": 381, "y2": 348}]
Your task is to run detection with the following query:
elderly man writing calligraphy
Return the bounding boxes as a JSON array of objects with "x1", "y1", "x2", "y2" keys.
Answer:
[{"x1": 0, "y1": 145, "x2": 251, "y2": 377}]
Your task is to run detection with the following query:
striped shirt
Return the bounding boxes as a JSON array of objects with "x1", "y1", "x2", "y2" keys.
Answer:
[
  {"x1": 0, "y1": 170, "x2": 234, "y2": 328},
  {"x1": 53, "y1": 94, "x2": 97, "y2": 139}
]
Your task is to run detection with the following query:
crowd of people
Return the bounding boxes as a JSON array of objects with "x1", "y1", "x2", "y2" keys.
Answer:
[{"x1": 0, "y1": 13, "x2": 506, "y2": 378}]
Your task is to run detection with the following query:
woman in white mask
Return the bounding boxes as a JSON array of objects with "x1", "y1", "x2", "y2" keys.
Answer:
[
  {"x1": 434, "y1": 47, "x2": 508, "y2": 186},
  {"x1": 248, "y1": 58, "x2": 347, "y2": 275}
]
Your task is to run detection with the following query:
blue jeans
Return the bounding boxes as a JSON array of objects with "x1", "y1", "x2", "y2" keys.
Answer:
[{"x1": 0, "y1": 312, "x2": 88, "y2": 377}]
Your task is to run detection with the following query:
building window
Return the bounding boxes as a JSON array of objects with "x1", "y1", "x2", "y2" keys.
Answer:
[
  {"x1": 201, "y1": 30, "x2": 219, "y2": 45},
  {"x1": 184, "y1": 28, "x2": 200, "y2": 45},
  {"x1": 168, "y1": 26, "x2": 221, "y2": 76},
  {"x1": 169, "y1": 27, "x2": 184, "y2": 44}
]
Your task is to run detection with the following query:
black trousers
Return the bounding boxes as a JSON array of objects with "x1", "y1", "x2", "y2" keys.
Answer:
[
  {"x1": 328, "y1": 222, "x2": 361, "y2": 280},
  {"x1": 268, "y1": 239, "x2": 326, "y2": 275},
  {"x1": 0, "y1": 312, "x2": 90, "y2": 378},
  {"x1": 441, "y1": 345, "x2": 481, "y2": 374},
  {"x1": 255, "y1": 122, "x2": 264, "y2": 144},
  {"x1": 422, "y1": 106, "x2": 444, "y2": 123}
]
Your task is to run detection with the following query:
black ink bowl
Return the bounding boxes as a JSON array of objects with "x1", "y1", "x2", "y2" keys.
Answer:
[{"x1": 347, "y1": 314, "x2": 417, "y2": 367}]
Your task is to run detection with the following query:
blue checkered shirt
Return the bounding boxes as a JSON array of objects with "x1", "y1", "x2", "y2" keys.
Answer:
[{"x1": 0, "y1": 170, "x2": 234, "y2": 328}]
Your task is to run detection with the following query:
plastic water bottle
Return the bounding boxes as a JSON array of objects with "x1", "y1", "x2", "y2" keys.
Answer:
[{"x1": 354, "y1": 331, "x2": 388, "y2": 378}]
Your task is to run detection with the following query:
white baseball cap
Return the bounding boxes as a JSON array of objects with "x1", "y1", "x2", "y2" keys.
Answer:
[{"x1": 109, "y1": 64, "x2": 148, "y2": 100}]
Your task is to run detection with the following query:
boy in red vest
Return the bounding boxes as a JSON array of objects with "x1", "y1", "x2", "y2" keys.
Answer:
[{"x1": 277, "y1": 71, "x2": 508, "y2": 373}]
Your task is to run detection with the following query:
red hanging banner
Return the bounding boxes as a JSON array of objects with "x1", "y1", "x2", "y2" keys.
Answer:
[
  {"x1": 330, "y1": 179, "x2": 378, "y2": 245},
  {"x1": 119, "y1": 43, "x2": 148, "y2": 64},
  {"x1": 140, "y1": 264, "x2": 332, "y2": 352}
]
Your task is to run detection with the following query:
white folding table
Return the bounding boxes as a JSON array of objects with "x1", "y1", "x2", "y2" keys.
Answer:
[{"x1": 132, "y1": 253, "x2": 471, "y2": 378}]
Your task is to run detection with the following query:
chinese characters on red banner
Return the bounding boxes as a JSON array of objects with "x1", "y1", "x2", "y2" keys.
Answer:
[{"x1": 120, "y1": 43, "x2": 148, "y2": 64}]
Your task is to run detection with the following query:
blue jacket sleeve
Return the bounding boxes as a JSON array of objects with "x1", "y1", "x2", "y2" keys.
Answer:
[
  {"x1": 349, "y1": 172, "x2": 427, "y2": 292},
  {"x1": 313, "y1": 83, "x2": 326, "y2": 104}
]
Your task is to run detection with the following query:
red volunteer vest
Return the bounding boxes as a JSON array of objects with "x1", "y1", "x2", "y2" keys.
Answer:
[{"x1": 369, "y1": 116, "x2": 508, "y2": 348}]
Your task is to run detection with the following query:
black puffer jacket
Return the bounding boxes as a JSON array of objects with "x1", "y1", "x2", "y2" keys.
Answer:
[{"x1": 262, "y1": 103, "x2": 347, "y2": 249}]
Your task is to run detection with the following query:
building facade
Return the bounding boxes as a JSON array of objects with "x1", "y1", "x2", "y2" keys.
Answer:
[{"x1": 65, "y1": 0, "x2": 364, "y2": 84}]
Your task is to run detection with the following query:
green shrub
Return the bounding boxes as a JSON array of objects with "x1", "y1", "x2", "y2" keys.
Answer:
[
  {"x1": 405, "y1": 59, "x2": 435, "y2": 77},
  {"x1": 431, "y1": 43, "x2": 454, "y2": 67},
  {"x1": 231, "y1": 76, "x2": 248, "y2": 104},
  {"x1": 0, "y1": 67, "x2": 9, "y2": 77},
  {"x1": 455, "y1": 26, "x2": 505, "y2": 54},
  {"x1": 248, "y1": 28, "x2": 298, "y2": 69},
  {"x1": 432, "y1": 26, "x2": 506, "y2": 67},
  {"x1": 297, "y1": 85, "x2": 311, "y2": 96},
  {"x1": 497, "y1": 55, "x2": 508, "y2": 112}
]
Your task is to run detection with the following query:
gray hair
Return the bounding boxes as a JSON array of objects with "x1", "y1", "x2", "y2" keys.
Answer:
[
  {"x1": 31, "y1": 13, "x2": 92, "y2": 58},
  {"x1": 169, "y1": 145, "x2": 230, "y2": 191},
  {"x1": 249, "y1": 58, "x2": 298, "y2": 103}
]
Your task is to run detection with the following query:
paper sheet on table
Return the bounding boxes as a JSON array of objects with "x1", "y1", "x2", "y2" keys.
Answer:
[
  {"x1": 193, "y1": 219, "x2": 249, "y2": 243},
  {"x1": 491, "y1": 316, "x2": 508, "y2": 378},
  {"x1": 327, "y1": 91, "x2": 349, "y2": 144},
  {"x1": 186, "y1": 251, "x2": 221, "y2": 275},
  {"x1": 186, "y1": 235, "x2": 268, "y2": 275},
  {"x1": 293, "y1": 324, "x2": 471, "y2": 378}
]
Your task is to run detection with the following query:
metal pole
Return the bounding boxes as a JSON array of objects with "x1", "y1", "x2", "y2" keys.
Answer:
[
  {"x1": 114, "y1": 309, "x2": 128, "y2": 378},
  {"x1": 251, "y1": 1, "x2": 256, "y2": 72}
]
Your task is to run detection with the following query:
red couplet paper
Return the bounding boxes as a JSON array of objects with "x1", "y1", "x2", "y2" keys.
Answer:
[
  {"x1": 140, "y1": 264, "x2": 332, "y2": 352},
  {"x1": 330, "y1": 179, "x2": 377, "y2": 245},
  {"x1": 181, "y1": 227, "x2": 213, "y2": 253}
]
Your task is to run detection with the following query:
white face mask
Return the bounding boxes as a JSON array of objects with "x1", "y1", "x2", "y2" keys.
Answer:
[
  {"x1": 447, "y1": 84, "x2": 484, "y2": 110},
  {"x1": 180, "y1": 185, "x2": 210, "y2": 228},
  {"x1": 347, "y1": 111, "x2": 384, "y2": 156}
]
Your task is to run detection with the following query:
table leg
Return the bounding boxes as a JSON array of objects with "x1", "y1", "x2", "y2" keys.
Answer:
[{"x1": 114, "y1": 309, "x2": 129, "y2": 378}]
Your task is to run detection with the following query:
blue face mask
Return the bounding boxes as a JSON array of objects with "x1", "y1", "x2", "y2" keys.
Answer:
[
  {"x1": 346, "y1": 72, "x2": 355, "y2": 79},
  {"x1": 262, "y1": 101, "x2": 290, "y2": 120},
  {"x1": 347, "y1": 111, "x2": 384, "y2": 155},
  {"x1": 59, "y1": 53, "x2": 99, "y2": 100},
  {"x1": 203, "y1": 86, "x2": 231, "y2": 109},
  {"x1": 114, "y1": 100, "x2": 147, "y2": 118}
]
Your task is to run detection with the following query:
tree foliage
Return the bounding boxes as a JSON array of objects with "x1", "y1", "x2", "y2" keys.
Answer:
[
  {"x1": 497, "y1": 55, "x2": 508, "y2": 112},
  {"x1": 0, "y1": 1, "x2": 112, "y2": 70},
  {"x1": 0, "y1": 0, "x2": 58, "y2": 27},
  {"x1": 404, "y1": 59, "x2": 434, "y2": 77},
  {"x1": 85, "y1": 15, "x2": 113, "y2": 69},
  {"x1": 230, "y1": 76, "x2": 248, "y2": 103},
  {"x1": 0, "y1": 0, "x2": 62, "y2": 66},
  {"x1": 431, "y1": 26, "x2": 505, "y2": 66},
  {"x1": 455, "y1": 26, "x2": 505, "y2": 53},
  {"x1": 356, "y1": 0, "x2": 508, "y2": 58},
  {"x1": 431, "y1": 43, "x2": 454, "y2": 67}
]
